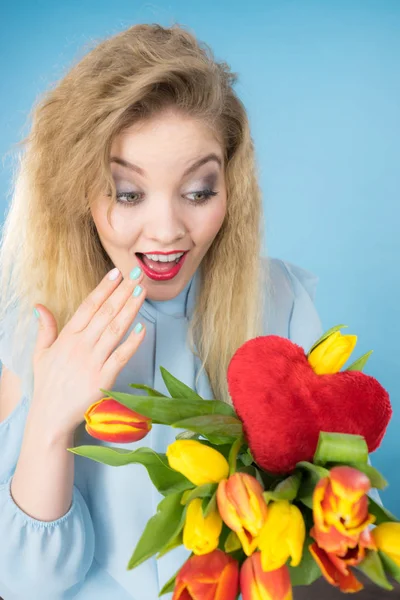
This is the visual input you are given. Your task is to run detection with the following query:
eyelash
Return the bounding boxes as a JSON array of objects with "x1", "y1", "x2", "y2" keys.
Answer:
[{"x1": 113, "y1": 188, "x2": 218, "y2": 208}]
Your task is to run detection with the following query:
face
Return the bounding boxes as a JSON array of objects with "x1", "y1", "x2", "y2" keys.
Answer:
[{"x1": 90, "y1": 109, "x2": 227, "y2": 301}]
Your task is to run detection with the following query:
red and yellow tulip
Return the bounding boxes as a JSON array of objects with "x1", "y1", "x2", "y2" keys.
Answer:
[
  {"x1": 257, "y1": 500, "x2": 305, "y2": 571},
  {"x1": 183, "y1": 498, "x2": 223, "y2": 555},
  {"x1": 308, "y1": 331, "x2": 357, "y2": 374},
  {"x1": 240, "y1": 552, "x2": 292, "y2": 600},
  {"x1": 309, "y1": 465, "x2": 376, "y2": 592},
  {"x1": 172, "y1": 549, "x2": 239, "y2": 600},
  {"x1": 217, "y1": 472, "x2": 268, "y2": 556},
  {"x1": 311, "y1": 465, "x2": 375, "y2": 550},
  {"x1": 166, "y1": 440, "x2": 229, "y2": 486},
  {"x1": 372, "y1": 522, "x2": 400, "y2": 567},
  {"x1": 84, "y1": 397, "x2": 151, "y2": 443}
]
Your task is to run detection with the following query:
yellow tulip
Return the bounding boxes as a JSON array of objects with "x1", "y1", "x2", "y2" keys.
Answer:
[
  {"x1": 371, "y1": 522, "x2": 400, "y2": 567},
  {"x1": 166, "y1": 440, "x2": 229, "y2": 486},
  {"x1": 308, "y1": 331, "x2": 357, "y2": 374},
  {"x1": 183, "y1": 498, "x2": 223, "y2": 555},
  {"x1": 258, "y1": 500, "x2": 305, "y2": 572}
]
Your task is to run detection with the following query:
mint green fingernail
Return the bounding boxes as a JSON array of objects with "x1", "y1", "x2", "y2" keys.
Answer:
[
  {"x1": 134, "y1": 322, "x2": 143, "y2": 334},
  {"x1": 33, "y1": 308, "x2": 40, "y2": 318},
  {"x1": 133, "y1": 285, "x2": 142, "y2": 297},
  {"x1": 130, "y1": 266, "x2": 142, "y2": 280}
]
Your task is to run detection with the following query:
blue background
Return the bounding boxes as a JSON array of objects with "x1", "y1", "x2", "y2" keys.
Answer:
[{"x1": 1, "y1": 1, "x2": 399, "y2": 512}]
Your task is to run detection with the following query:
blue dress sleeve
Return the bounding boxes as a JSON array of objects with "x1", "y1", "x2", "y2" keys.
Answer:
[{"x1": 0, "y1": 305, "x2": 96, "y2": 598}]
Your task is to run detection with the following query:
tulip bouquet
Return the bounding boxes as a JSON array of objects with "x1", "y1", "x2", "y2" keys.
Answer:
[{"x1": 70, "y1": 325, "x2": 400, "y2": 599}]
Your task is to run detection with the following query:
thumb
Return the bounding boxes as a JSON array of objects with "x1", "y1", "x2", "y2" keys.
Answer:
[{"x1": 33, "y1": 304, "x2": 59, "y2": 354}]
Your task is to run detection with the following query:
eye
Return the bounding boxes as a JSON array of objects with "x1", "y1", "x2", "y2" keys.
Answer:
[
  {"x1": 115, "y1": 191, "x2": 144, "y2": 207},
  {"x1": 107, "y1": 188, "x2": 219, "y2": 208},
  {"x1": 186, "y1": 189, "x2": 218, "y2": 205}
]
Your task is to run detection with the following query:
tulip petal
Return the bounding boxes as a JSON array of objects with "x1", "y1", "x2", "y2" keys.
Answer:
[
  {"x1": 312, "y1": 478, "x2": 330, "y2": 532},
  {"x1": 217, "y1": 479, "x2": 243, "y2": 531},
  {"x1": 241, "y1": 554, "x2": 292, "y2": 600},
  {"x1": 183, "y1": 498, "x2": 222, "y2": 556},
  {"x1": 309, "y1": 543, "x2": 364, "y2": 593},
  {"x1": 215, "y1": 560, "x2": 240, "y2": 600},
  {"x1": 329, "y1": 466, "x2": 371, "y2": 501},
  {"x1": 308, "y1": 332, "x2": 357, "y2": 374},
  {"x1": 167, "y1": 441, "x2": 229, "y2": 486},
  {"x1": 84, "y1": 398, "x2": 151, "y2": 443},
  {"x1": 174, "y1": 551, "x2": 239, "y2": 600},
  {"x1": 217, "y1": 473, "x2": 267, "y2": 556},
  {"x1": 372, "y1": 522, "x2": 400, "y2": 566}
]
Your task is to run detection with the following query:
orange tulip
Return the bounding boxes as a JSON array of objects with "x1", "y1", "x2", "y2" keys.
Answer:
[
  {"x1": 172, "y1": 549, "x2": 239, "y2": 600},
  {"x1": 309, "y1": 465, "x2": 376, "y2": 592},
  {"x1": 240, "y1": 552, "x2": 292, "y2": 600},
  {"x1": 84, "y1": 397, "x2": 152, "y2": 443},
  {"x1": 217, "y1": 472, "x2": 268, "y2": 556}
]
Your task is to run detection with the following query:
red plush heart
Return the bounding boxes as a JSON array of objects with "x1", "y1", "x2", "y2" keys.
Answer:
[{"x1": 227, "y1": 336, "x2": 392, "y2": 474}]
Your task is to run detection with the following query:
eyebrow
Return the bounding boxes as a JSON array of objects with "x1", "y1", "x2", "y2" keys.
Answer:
[{"x1": 110, "y1": 152, "x2": 223, "y2": 178}]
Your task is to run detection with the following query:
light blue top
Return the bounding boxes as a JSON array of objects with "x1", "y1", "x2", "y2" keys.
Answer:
[{"x1": 0, "y1": 257, "x2": 368, "y2": 600}]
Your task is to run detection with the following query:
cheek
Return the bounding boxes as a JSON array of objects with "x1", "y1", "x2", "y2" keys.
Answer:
[
  {"x1": 92, "y1": 202, "x2": 140, "y2": 246},
  {"x1": 193, "y1": 200, "x2": 227, "y2": 242}
]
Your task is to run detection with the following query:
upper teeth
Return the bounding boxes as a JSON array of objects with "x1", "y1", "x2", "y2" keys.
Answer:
[{"x1": 143, "y1": 252, "x2": 184, "y2": 262}]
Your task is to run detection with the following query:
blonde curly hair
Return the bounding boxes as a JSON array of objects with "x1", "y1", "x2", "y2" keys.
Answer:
[{"x1": 0, "y1": 22, "x2": 268, "y2": 405}]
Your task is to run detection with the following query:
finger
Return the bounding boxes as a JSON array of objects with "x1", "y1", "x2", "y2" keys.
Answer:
[
  {"x1": 63, "y1": 267, "x2": 140, "y2": 335},
  {"x1": 93, "y1": 283, "x2": 147, "y2": 363},
  {"x1": 83, "y1": 270, "x2": 145, "y2": 344},
  {"x1": 101, "y1": 320, "x2": 146, "y2": 380}
]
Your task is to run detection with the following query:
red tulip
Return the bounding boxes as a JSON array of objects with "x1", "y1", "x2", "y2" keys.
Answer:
[
  {"x1": 309, "y1": 466, "x2": 376, "y2": 592},
  {"x1": 240, "y1": 552, "x2": 292, "y2": 600},
  {"x1": 172, "y1": 549, "x2": 239, "y2": 600},
  {"x1": 84, "y1": 397, "x2": 151, "y2": 443}
]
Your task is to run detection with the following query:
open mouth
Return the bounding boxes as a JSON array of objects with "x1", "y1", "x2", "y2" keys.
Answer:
[
  {"x1": 136, "y1": 252, "x2": 186, "y2": 266},
  {"x1": 135, "y1": 251, "x2": 188, "y2": 278}
]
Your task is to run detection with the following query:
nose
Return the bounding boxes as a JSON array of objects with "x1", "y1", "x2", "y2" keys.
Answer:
[{"x1": 144, "y1": 196, "x2": 186, "y2": 245}]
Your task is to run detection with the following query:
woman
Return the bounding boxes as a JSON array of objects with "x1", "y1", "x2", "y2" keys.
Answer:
[{"x1": 0, "y1": 22, "x2": 383, "y2": 600}]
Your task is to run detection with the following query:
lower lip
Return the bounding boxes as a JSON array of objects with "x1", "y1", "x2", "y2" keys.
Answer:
[{"x1": 136, "y1": 252, "x2": 188, "y2": 281}]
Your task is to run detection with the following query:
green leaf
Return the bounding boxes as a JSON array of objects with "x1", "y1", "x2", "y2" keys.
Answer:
[
  {"x1": 159, "y1": 567, "x2": 181, "y2": 597},
  {"x1": 181, "y1": 483, "x2": 217, "y2": 505},
  {"x1": 224, "y1": 530, "x2": 242, "y2": 553},
  {"x1": 379, "y1": 551, "x2": 400, "y2": 584},
  {"x1": 355, "y1": 550, "x2": 394, "y2": 590},
  {"x1": 368, "y1": 497, "x2": 400, "y2": 525},
  {"x1": 228, "y1": 436, "x2": 244, "y2": 475},
  {"x1": 239, "y1": 447, "x2": 254, "y2": 467},
  {"x1": 313, "y1": 432, "x2": 368, "y2": 466},
  {"x1": 263, "y1": 472, "x2": 302, "y2": 504},
  {"x1": 345, "y1": 350, "x2": 373, "y2": 372},
  {"x1": 202, "y1": 490, "x2": 218, "y2": 517},
  {"x1": 160, "y1": 366, "x2": 204, "y2": 401},
  {"x1": 68, "y1": 445, "x2": 193, "y2": 495},
  {"x1": 290, "y1": 537, "x2": 322, "y2": 586},
  {"x1": 99, "y1": 388, "x2": 235, "y2": 425},
  {"x1": 171, "y1": 415, "x2": 243, "y2": 445},
  {"x1": 127, "y1": 383, "x2": 167, "y2": 397},
  {"x1": 296, "y1": 461, "x2": 330, "y2": 478},
  {"x1": 175, "y1": 430, "x2": 202, "y2": 441},
  {"x1": 296, "y1": 462, "x2": 329, "y2": 509},
  {"x1": 308, "y1": 324, "x2": 348, "y2": 355},
  {"x1": 128, "y1": 492, "x2": 185, "y2": 570},
  {"x1": 156, "y1": 531, "x2": 184, "y2": 559}
]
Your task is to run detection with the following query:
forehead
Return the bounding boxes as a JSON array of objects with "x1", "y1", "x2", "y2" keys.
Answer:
[{"x1": 110, "y1": 110, "x2": 224, "y2": 168}]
